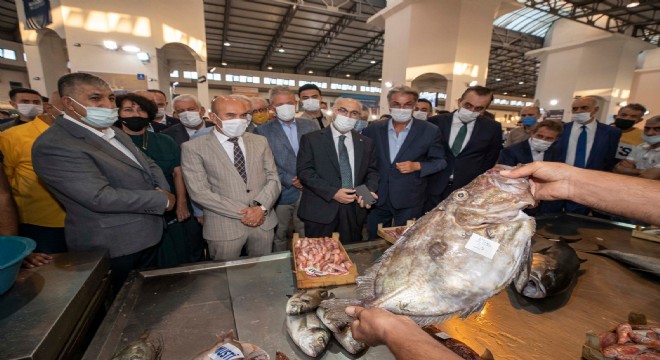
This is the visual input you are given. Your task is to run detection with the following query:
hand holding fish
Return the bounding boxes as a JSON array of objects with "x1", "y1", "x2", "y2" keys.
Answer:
[
  {"x1": 334, "y1": 189, "x2": 356, "y2": 204},
  {"x1": 499, "y1": 161, "x2": 573, "y2": 201}
]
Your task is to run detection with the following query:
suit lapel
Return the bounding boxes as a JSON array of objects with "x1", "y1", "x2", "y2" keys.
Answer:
[
  {"x1": 352, "y1": 131, "x2": 363, "y2": 181},
  {"x1": 208, "y1": 130, "x2": 245, "y2": 184},
  {"x1": 272, "y1": 121, "x2": 296, "y2": 155},
  {"x1": 393, "y1": 120, "x2": 420, "y2": 163},
  {"x1": 380, "y1": 121, "x2": 391, "y2": 164},
  {"x1": 244, "y1": 133, "x2": 256, "y2": 181},
  {"x1": 523, "y1": 141, "x2": 534, "y2": 163},
  {"x1": 71, "y1": 124, "x2": 146, "y2": 172},
  {"x1": 113, "y1": 131, "x2": 153, "y2": 172},
  {"x1": 588, "y1": 122, "x2": 603, "y2": 167},
  {"x1": 559, "y1": 122, "x2": 573, "y2": 162},
  {"x1": 460, "y1": 118, "x2": 483, "y2": 156},
  {"x1": 323, "y1": 128, "x2": 341, "y2": 174}
]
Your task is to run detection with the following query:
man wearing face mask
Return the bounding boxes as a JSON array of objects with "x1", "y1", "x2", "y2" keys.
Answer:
[
  {"x1": 297, "y1": 84, "x2": 331, "y2": 128},
  {"x1": 354, "y1": 104, "x2": 371, "y2": 134},
  {"x1": 0, "y1": 88, "x2": 44, "y2": 132},
  {"x1": 146, "y1": 89, "x2": 180, "y2": 132},
  {"x1": 181, "y1": 96, "x2": 281, "y2": 261},
  {"x1": 614, "y1": 116, "x2": 660, "y2": 180},
  {"x1": 297, "y1": 97, "x2": 379, "y2": 244},
  {"x1": 426, "y1": 86, "x2": 502, "y2": 210},
  {"x1": 504, "y1": 106, "x2": 542, "y2": 147},
  {"x1": 0, "y1": 90, "x2": 67, "y2": 254},
  {"x1": 499, "y1": 120, "x2": 563, "y2": 166},
  {"x1": 162, "y1": 94, "x2": 212, "y2": 146},
  {"x1": 363, "y1": 86, "x2": 446, "y2": 240},
  {"x1": 413, "y1": 99, "x2": 433, "y2": 121},
  {"x1": 612, "y1": 103, "x2": 647, "y2": 160},
  {"x1": 32, "y1": 73, "x2": 175, "y2": 292},
  {"x1": 254, "y1": 87, "x2": 319, "y2": 251},
  {"x1": 250, "y1": 97, "x2": 272, "y2": 127}
]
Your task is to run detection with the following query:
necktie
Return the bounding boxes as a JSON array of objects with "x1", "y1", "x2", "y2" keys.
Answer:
[
  {"x1": 228, "y1": 137, "x2": 247, "y2": 183},
  {"x1": 451, "y1": 122, "x2": 468, "y2": 156},
  {"x1": 574, "y1": 125, "x2": 587, "y2": 168},
  {"x1": 338, "y1": 135, "x2": 353, "y2": 188}
]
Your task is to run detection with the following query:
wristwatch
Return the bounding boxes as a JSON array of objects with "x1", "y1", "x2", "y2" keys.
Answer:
[{"x1": 252, "y1": 201, "x2": 268, "y2": 215}]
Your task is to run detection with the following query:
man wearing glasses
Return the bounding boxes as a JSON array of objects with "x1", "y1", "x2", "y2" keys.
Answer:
[
  {"x1": 427, "y1": 86, "x2": 502, "y2": 210},
  {"x1": 362, "y1": 86, "x2": 447, "y2": 240},
  {"x1": 297, "y1": 97, "x2": 379, "y2": 244}
]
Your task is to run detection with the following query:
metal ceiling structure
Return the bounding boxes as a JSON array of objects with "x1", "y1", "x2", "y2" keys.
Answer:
[{"x1": 0, "y1": 0, "x2": 19, "y2": 42}]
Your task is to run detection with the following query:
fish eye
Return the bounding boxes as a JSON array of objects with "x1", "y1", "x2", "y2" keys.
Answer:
[{"x1": 453, "y1": 191, "x2": 469, "y2": 201}]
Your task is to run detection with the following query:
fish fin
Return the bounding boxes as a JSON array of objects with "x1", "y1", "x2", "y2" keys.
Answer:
[
  {"x1": 579, "y1": 257, "x2": 588, "y2": 263},
  {"x1": 318, "y1": 298, "x2": 363, "y2": 324},
  {"x1": 409, "y1": 313, "x2": 457, "y2": 327},
  {"x1": 513, "y1": 239, "x2": 532, "y2": 293},
  {"x1": 459, "y1": 301, "x2": 486, "y2": 319},
  {"x1": 577, "y1": 244, "x2": 608, "y2": 254},
  {"x1": 481, "y1": 348, "x2": 495, "y2": 360}
]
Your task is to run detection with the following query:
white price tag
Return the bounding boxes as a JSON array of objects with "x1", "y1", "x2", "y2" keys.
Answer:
[
  {"x1": 465, "y1": 233, "x2": 500, "y2": 259},
  {"x1": 210, "y1": 343, "x2": 244, "y2": 360},
  {"x1": 304, "y1": 267, "x2": 328, "y2": 277},
  {"x1": 434, "y1": 332, "x2": 451, "y2": 340}
]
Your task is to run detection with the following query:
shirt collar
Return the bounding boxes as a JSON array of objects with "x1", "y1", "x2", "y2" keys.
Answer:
[
  {"x1": 278, "y1": 118, "x2": 296, "y2": 127},
  {"x1": 580, "y1": 119, "x2": 598, "y2": 131},
  {"x1": 62, "y1": 113, "x2": 115, "y2": 139},
  {"x1": 387, "y1": 119, "x2": 412, "y2": 132},
  {"x1": 212, "y1": 127, "x2": 238, "y2": 143}
]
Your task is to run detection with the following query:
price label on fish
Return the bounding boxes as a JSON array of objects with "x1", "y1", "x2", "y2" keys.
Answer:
[
  {"x1": 465, "y1": 233, "x2": 500, "y2": 259},
  {"x1": 211, "y1": 343, "x2": 244, "y2": 360}
]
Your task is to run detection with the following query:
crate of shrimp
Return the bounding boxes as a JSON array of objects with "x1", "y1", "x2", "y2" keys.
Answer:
[{"x1": 292, "y1": 233, "x2": 358, "y2": 289}]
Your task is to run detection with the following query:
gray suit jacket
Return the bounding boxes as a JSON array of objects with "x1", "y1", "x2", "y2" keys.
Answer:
[
  {"x1": 32, "y1": 116, "x2": 170, "y2": 258},
  {"x1": 181, "y1": 130, "x2": 281, "y2": 241},
  {"x1": 253, "y1": 118, "x2": 320, "y2": 205}
]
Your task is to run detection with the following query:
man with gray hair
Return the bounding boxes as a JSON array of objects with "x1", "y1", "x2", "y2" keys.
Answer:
[
  {"x1": 32, "y1": 73, "x2": 174, "y2": 291},
  {"x1": 254, "y1": 86, "x2": 319, "y2": 250},
  {"x1": 162, "y1": 94, "x2": 211, "y2": 146},
  {"x1": 250, "y1": 97, "x2": 271, "y2": 127}
]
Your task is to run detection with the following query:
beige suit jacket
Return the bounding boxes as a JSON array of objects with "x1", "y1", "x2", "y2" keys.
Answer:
[{"x1": 181, "y1": 130, "x2": 281, "y2": 241}]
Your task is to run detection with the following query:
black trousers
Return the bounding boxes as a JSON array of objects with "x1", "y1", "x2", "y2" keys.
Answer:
[
  {"x1": 18, "y1": 223, "x2": 67, "y2": 253},
  {"x1": 109, "y1": 244, "x2": 158, "y2": 295},
  {"x1": 304, "y1": 203, "x2": 362, "y2": 244},
  {"x1": 367, "y1": 197, "x2": 423, "y2": 240}
]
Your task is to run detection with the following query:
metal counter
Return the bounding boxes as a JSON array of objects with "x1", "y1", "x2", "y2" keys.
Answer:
[
  {"x1": 84, "y1": 214, "x2": 659, "y2": 360},
  {"x1": 0, "y1": 251, "x2": 110, "y2": 360}
]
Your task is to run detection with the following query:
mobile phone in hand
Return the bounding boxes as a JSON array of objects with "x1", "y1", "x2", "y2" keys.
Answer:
[{"x1": 355, "y1": 184, "x2": 376, "y2": 205}]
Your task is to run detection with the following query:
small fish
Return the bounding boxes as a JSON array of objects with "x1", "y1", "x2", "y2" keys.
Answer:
[
  {"x1": 111, "y1": 331, "x2": 162, "y2": 360},
  {"x1": 275, "y1": 351, "x2": 291, "y2": 360},
  {"x1": 517, "y1": 240, "x2": 584, "y2": 298},
  {"x1": 286, "y1": 289, "x2": 332, "y2": 315},
  {"x1": 191, "y1": 330, "x2": 269, "y2": 360},
  {"x1": 286, "y1": 312, "x2": 330, "y2": 357},
  {"x1": 333, "y1": 327, "x2": 367, "y2": 355},
  {"x1": 316, "y1": 305, "x2": 348, "y2": 333},
  {"x1": 580, "y1": 245, "x2": 660, "y2": 276}
]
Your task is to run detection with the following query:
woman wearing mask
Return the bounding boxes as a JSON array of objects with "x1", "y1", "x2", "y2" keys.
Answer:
[{"x1": 116, "y1": 93, "x2": 192, "y2": 267}]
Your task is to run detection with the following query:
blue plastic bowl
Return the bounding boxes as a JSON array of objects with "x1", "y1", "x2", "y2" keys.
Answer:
[{"x1": 0, "y1": 236, "x2": 36, "y2": 295}]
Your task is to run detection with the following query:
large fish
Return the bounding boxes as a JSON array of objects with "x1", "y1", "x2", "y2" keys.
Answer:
[
  {"x1": 580, "y1": 245, "x2": 660, "y2": 276},
  {"x1": 321, "y1": 167, "x2": 536, "y2": 325},
  {"x1": 286, "y1": 289, "x2": 332, "y2": 315},
  {"x1": 286, "y1": 312, "x2": 331, "y2": 357},
  {"x1": 111, "y1": 331, "x2": 163, "y2": 360},
  {"x1": 517, "y1": 240, "x2": 584, "y2": 298}
]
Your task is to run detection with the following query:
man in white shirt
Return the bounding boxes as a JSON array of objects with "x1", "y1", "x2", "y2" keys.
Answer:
[
  {"x1": 614, "y1": 116, "x2": 660, "y2": 180},
  {"x1": 163, "y1": 94, "x2": 209, "y2": 145}
]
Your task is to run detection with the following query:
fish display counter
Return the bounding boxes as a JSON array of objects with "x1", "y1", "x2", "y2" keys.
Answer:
[
  {"x1": 83, "y1": 214, "x2": 659, "y2": 359},
  {"x1": 0, "y1": 251, "x2": 110, "y2": 360}
]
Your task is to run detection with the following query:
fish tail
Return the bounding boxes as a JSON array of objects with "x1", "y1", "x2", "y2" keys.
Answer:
[{"x1": 319, "y1": 298, "x2": 364, "y2": 324}]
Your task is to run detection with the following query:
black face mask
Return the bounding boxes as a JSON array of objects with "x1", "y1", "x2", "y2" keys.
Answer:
[
  {"x1": 121, "y1": 116, "x2": 150, "y2": 132},
  {"x1": 614, "y1": 118, "x2": 635, "y2": 131}
]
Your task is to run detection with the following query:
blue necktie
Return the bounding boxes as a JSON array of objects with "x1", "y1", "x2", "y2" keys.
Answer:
[{"x1": 574, "y1": 125, "x2": 587, "y2": 168}]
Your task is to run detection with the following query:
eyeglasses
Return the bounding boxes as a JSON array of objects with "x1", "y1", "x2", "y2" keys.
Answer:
[
  {"x1": 335, "y1": 107, "x2": 361, "y2": 118},
  {"x1": 461, "y1": 102, "x2": 486, "y2": 112}
]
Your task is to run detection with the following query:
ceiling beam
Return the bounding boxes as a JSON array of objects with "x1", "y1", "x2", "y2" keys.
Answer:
[
  {"x1": 259, "y1": 4, "x2": 298, "y2": 70},
  {"x1": 327, "y1": 31, "x2": 383, "y2": 75},
  {"x1": 220, "y1": 0, "x2": 232, "y2": 64}
]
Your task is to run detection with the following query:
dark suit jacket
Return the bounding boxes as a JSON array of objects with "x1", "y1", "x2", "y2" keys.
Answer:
[
  {"x1": 254, "y1": 118, "x2": 320, "y2": 205},
  {"x1": 32, "y1": 116, "x2": 170, "y2": 258},
  {"x1": 161, "y1": 122, "x2": 213, "y2": 146},
  {"x1": 427, "y1": 112, "x2": 502, "y2": 194},
  {"x1": 151, "y1": 115, "x2": 180, "y2": 132},
  {"x1": 297, "y1": 127, "x2": 379, "y2": 224},
  {"x1": 362, "y1": 119, "x2": 446, "y2": 209},
  {"x1": 556, "y1": 121, "x2": 621, "y2": 171},
  {"x1": 498, "y1": 139, "x2": 558, "y2": 166}
]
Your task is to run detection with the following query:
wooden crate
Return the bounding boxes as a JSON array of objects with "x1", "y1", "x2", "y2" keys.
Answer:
[
  {"x1": 292, "y1": 233, "x2": 358, "y2": 289},
  {"x1": 377, "y1": 220, "x2": 415, "y2": 244}
]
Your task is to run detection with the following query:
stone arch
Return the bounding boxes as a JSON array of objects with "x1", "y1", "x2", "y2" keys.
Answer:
[
  {"x1": 157, "y1": 42, "x2": 207, "y2": 110},
  {"x1": 411, "y1": 73, "x2": 449, "y2": 110},
  {"x1": 35, "y1": 28, "x2": 69, "y2": 96}
]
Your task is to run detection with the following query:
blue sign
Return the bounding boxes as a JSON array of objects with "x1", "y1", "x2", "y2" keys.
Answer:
[
  {"x1": 137, "y1": 73, "x2": 145, "y2": 80},
  {"x1": 23, "y1": 0, "x2": 52, "y2": 30}
]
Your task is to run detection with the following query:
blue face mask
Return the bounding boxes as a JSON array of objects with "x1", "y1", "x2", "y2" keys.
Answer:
[
  {"x1": 641, "y1": 134, "x2": 660, "y2": 145},
  {"x1": 354, "y1": 120, "x2": 368, "y2": 132},
  {"x1": 69, "y1": 97, "x2": 118, "y2": 129},
  {"x1": 520, "y1": 116, "x2": 537, "y2": 127}
]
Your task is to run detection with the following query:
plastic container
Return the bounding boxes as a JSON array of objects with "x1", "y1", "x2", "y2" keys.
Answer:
[{"x1": 0, "y1": 236, "x2": 36, "y2": 295}]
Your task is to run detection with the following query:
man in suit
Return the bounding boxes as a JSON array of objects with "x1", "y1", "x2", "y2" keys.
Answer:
[
  {"x1": 363, "y1": 86, "x2": 446, "y2": 240},
  {"x1": 254, "y1": 87, "x2": 319, "y2": 251},
  {"x1": 549, "y1": 96, "x2": 621, "y2": 214},
  {"x1": 297, "y1": 84, "x2": 332, "y2": 129},
  {"x1": 181, "y1": 96, "x2": 281, "y2": 261},
  {"x1": 162, "y1": 94, "x2": 211, "y2": 146},
  {"x1": 426, "y1": 86, "x2": 502, "y2": 211},
  {"x1": 147, "y1": 89, "x2": 180, "y2": 131},
  {"x1": 32, "y1": 73, "x2": 175, "y2": 291},
  {"x1": 499, "y1": 120, "x2": 563, "y2": 166},
  {"x1": 298, "y1": 97, "x2": 379, "y2": 244}
]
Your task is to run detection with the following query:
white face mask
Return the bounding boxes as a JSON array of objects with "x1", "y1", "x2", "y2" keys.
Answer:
[
  {"x1": 413, "y1": 111, "x2": 428, "y2": 121},
  {"x1": 178, "y1": 111, "x2": 203, "y2": 128},
  {"x1": 275, "y1": 104, "x2": 296, "y2": 121},
  {"x1": 156, "y1": 107, "x2": 167, "y2": 118},
  {"x1": 571, "y1": 112, "x2": 591, "y2": 124},
  {"x1": 17, "y1": 103, "x2": 43, "y2": 119},
  {"x1": 529, "y1": 138, "x2": 553, "y2": 152},
  {"x1": 333, "y1": 114, "x2": 357, "y2": 133},
  {"x1": 456, "y1": 107, "x2": 479, "y2": 123},
  {"x1": 354, "y1": 119, "x2": 368, "y2": 132},
  {"x1": 302, "y1": 98, "x2": 320, "y2": 112},
  {"x1": 390, "y1": 108, "x2": 412, "y2": 123},
  {"x1": 218, "y1": 118, "x2": 248, "y2": 138}
]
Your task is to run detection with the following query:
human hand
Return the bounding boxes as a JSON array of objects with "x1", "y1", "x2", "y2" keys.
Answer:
[
  {"x1": 395, "y1": 161, "x2": 421, "y2": 174},
  {"x1": 156, "y1": 188, "x2": 176, "y2": 211},
  {"x1": 357, "y1": 192, "x2": 378, "y2": 209},
  {"x1": 195, "y1": 216, "x2": 204, "y2": 225},
  {"x1": 176, "y1": 203, "x2": 191, "y2": 222},
  {"x1": 345, "y1": 306, "x2": 417, "y2": 346},
  {"x1": 617, "y1": 159, "x2": 636, "y2": 169},
  {"x1": 292, "y1": 176, "x2": 303, "y2": 190},
  {"x1": 333, "y1": 189, "x2": 356, "y2": 204},
  {"x1": 22, "y1": 252, "x2": 53, "y2": 268},
  {"x1": 499, "y1": 161, "x2": 578, "y2": 201},
  {"x1": 239, "y1": 206, "x2": 265, "y2": 227}
]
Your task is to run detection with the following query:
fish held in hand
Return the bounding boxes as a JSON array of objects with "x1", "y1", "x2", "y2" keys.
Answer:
[
  {"x1": 191, "y1": 330, "x2": 269, "y2": 360},
  {"x1": 321, "y1": 166, "x2": 536, "y2": 325},
  {"x1": 286, "y1": 312, "x2": 330, "y2": 357},
  {"x1": 316, "y1": 305, "x2": 348, "y2": 333},
  {"x1": 111, "y1": 331, "x2": 162, "y2": 360},
  {"x1": 333, "y1": 327, "x2": 367, "y2": 355},
  {"x1": 517, "y1": 240, "x2": 584, "y2": 298},
  {"x1": 286, "y1": 289, "x2": 332, "y2": 315}
]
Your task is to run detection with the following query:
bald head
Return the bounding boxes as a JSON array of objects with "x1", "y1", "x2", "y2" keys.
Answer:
[
  {"x1": 212, "y1": 96, "x2": 251, "y2": 121},
  {"x1": 520, "y1": 106, "x2": 541, "y2": 118}
]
